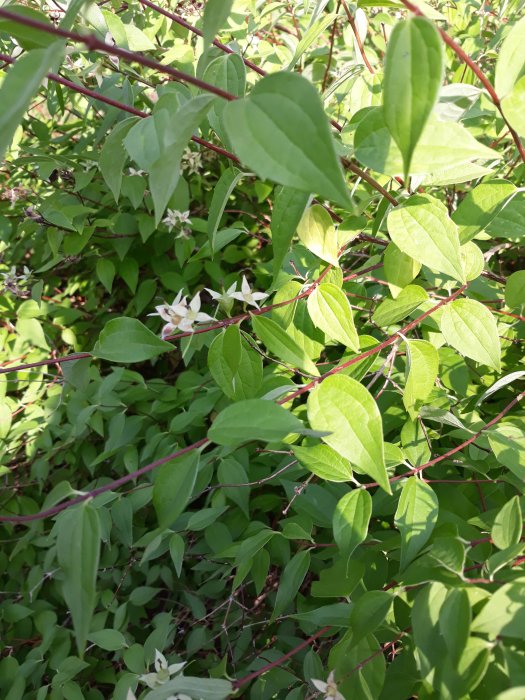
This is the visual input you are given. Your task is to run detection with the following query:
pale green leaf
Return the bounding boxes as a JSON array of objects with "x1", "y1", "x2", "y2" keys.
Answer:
[
  {"x1": 223, "y1": 72, "x2": 350, "y2": 206},
  {"x1": 372, "y1": 284, "x2": 428, "y2": 327},
  {"x1": 488, "y1": 425, "x2": 525, "y2": 480},
  {"x1": 491, "y1": 495, "x2": 522, "y2": 550},
  {"x1": 495, "y1": 15, "x2": 525, "y2": 97},
  {"x1": 293, "y1": 443, "x2": 353, "y2": 482},
  {"x1": 297, "y1": 205, "x2": 339, "y2": 267},
  {"x1": 57, "y1": 503, "x2": 101, "y2": 655},
  {"x1": 471, "y1": 579, "x2": 525, "y2": 639},
  {"x1": 501, "y1": 76, "x2": 525, "y2": 138},
  {"x1": 0, "y1": 42, "x2": 64, "y2": 161},
  {"x1": 252, "y1": 314, "x2": 320, "y2": 376},
  {"x1": 332, "y1": 489, "x2": 372, "y2": 556},
  {"x1": 384, "y1": 242, "x2": 421, "y2": 298},
  {"x1": 395, "y1": 476, "x2": 439, "y2": 571},
  {"x1": 452, "y1": 179, "x2": 517, "y2": 244},
  {"x1": 88, "y1": 629, "x2": 127, "y2": 651},
  {"x1": 387, "y1": 195, "x2": 465, "y2": 283},
  {"x1": 145, "y1": 676, "x2": 232, "y2": 700},
  {"x1": 403, "y1": 339, "x2": 439, "y2": 417},
  {"x1": 307, "y1": 375, "x2": 391, "y2": 493},
  {"x1": 383, "y1": 17, "x2": 444, "y2": 179},
  {"x1": 288, "y1": 13, "x2": 337, "y2": 69},
  {"x1": 92, "y1": 318, "x2": 172, "y2": 363},
  {"x1": 439, "y1": 299, "x2": 501, "y2": 372},
  {"x1": 355, "y1": 109, "x2": 496, "y2": 178},
  {"x1": 505, "y1": 270, "x2": 525, "y2": 309},
  {"x1": 307, "y1": 283, "x2": 359, "y2": 350},
  {"x1": 208, "y1": 399, "x2": 306, "y2": 445},
  {"x1": 460, "y1": 241, "x2": 484, "y2": 281}
]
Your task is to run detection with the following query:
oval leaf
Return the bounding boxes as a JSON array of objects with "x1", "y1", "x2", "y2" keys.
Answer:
[
  {"x1": 307, "y1": 375, "x2": 390, "y2": 493},
  {"x1": 92, "y1": 317, "x2": 173, "y2": 363},
  {"x1": 297, "y1": 205, "x2": 340, "y2": 267},
  {"x1": 208, "y1": 399, "x2": 306, "y2": 445},
  {"x1": 394, "y1": 476, "x2": 439, "y2": 571},
  {"x1": 333, "y1": 489, "x2": 372, "y2": 557},
  {"x1": 307, "y1": 283, "x2": 359, "y2": 351}
]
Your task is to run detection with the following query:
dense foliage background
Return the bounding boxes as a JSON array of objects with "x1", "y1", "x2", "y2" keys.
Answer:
[{"x1": 0, "y1": 0, "x2": 524, "y2": 698}]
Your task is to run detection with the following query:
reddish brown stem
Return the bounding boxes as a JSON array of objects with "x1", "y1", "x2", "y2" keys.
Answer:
[
  {"x1": 341, "y1": 0, "x2": 375, "y2": 74},
  {"x1": 137, "y1": 0, "x2": 266, "y2": 76},
  {"x1": 232, "y1": 625, "x2": 333, "y2": 689}
]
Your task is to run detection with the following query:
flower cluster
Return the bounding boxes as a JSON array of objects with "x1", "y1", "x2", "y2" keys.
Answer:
[
  {"x1": 150, "y1": 276, "x2": 268, "y2": 339},
  {"x1": 1, "y1": 266, "x2": 32, "y2": 297},
  {"x1": 162, "y1": 209, "x2": 191, "y2": 236},
  {"x1": 149, "y1": 290, "x2": 213, "y2": 338},
  {"x1": 180, "y1": 147, "x2": 203, "y2": 175}
]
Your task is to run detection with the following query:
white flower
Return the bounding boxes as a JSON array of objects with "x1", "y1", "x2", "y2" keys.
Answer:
[
  {"x1": 138, "y1": 649, "x2": 186, "y2": 689},
  {"x1": 128, "y1": 167, "x2": 145, "y2": 177},
  {"x1": 149, "y1": 291, "x2": 213, "y2": 337},
  {"x1": 205, "y1": 282, "x2": 237, "y2": 303},
  {"x1": 162, "y1": 209, "x2": 191, "y2": 232},
  {"x1": 88, "y1": 61, "x2": 105, "y2": 87},
  {"x1": 181, "y1": 147, "x2": 203, "y2": 175},
  {"x1": 312, "y1": 672, "x2": 346, "y2": 699},
  {"x1": 230, "y1": 275, "x2": 268, "y2": 309}
]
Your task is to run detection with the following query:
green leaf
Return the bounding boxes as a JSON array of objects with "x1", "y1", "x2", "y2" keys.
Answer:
[
  {"x1": 208, "y1": 325, "x2": 263, "y2": 400},
  {"x1": 223, "y1": 72, "x2": 350, "y2": 206},
  {"x1": 272, "y1": 550, "x2": 310, "y2": 620},
  {"x1": 439, "y1": 299, "x2": 501, "y2": 372},
  {"x1": 307, "y1": 375, "x2": 391, "y2": 494},
  {"x1": 387, "y1": 195, "x2": 465, "y2": 283},
  {"x1": 438, "y1": 589, "x2": 470, "y2": 664},
  {"x1": 505, "y1": 270, "x2": 525, "y2": 309},
  {"x1": 145, "y1": 676, "x2": 232, "y2": 700},
  {"x1": 491, "y1": 496, "x2": 522, "y2": 550},
  {"x1": 333, "y1": 489, "x2": 372, "y2": 557},
  {"x1": 394, "y1": 477, "x2": 439, "y2": 571},
  {"x1": 99, "y1": 117, "x2": 137, "y2": 203},
  {"x1": 0, "y1": 42, "x2": 64, "y2": 161},
  {"x1": 252, "y1": 314, "x2": 320, "y2": 376},
  {"x1": 501, "y1": 76, "x2": 525, "y2": 138},
  {"x1": 92, "y1": 318, "x2": 173, "y2": 363},
  {"x1": 307, "y1": 283, "x2": 359, "y2": 350},
  {"x1": 207, "y1": 167, "x2": 246, "y2": 250},
  {"x1": 383, "y1": 17, "x2": 444, "y2": 179},
  {"x1": 452, "y1": 179, "x2": 516, "y2": 244},
  {"x1": 460, "y1": 241, "x2": 484, "y2": 281},
  {"x1": 169, "y1": 533, "x2": 185, "y2": 577},
  {"x1": 153, "y1": 451, "x2": 199, "y2": 529},
  {"x1": 287, "y1": 13, "x2": 337, "y2": 69},
  {"x1": 384, "y1": 242, "x2": 421, "y2": 298},
  {"x1": 471, "y1": 579, "x2": 525, "y2": 639},
  {"x1": 149, "y1": 95, "x2": 216, "y2": 223},
  {"x1": 208, "y1": 399, "x2": 306, "y2": 446},
  {"x1": 403, "y1": 340, "x2": 439, "y2": 418},
  {"x1": 88, "y1": 629, "x2": 127, "y2": 651},
  {"x1": 488, "y1": 425, "x2": 525, "y2": 480},
  {"x1": 354, "y1": 109, "x2": 496, "y2": 179},
  {"x1": 297, "y1": 205, "x2": 340, "y2": 267},
  {"x1": 372, "y1": 284, "x2": 428, "y2": 327},
  {"x1": 96, "y1": 258, "x2": 116, "y2": 293},
  {"x1": 293, "y1": 443, "x2": 353, "y2": 482},
  {"x1": 0, "y1": 6, "x2": 56, "y2": 49},
  {"x1": 202, "y1": 0, "x2": 234, "y2": 47},
  {"x1": 271, "y1": 186, "x2": 310, "y2": 279},
  {"x1": 495, "y1": 15, "x2": 525, "y2": 97},
  {"x1": 57, "y1": 503, "x2": 101, "y2": 655},
  {"x1": 349, "y1": 591, "x2": 393, "y2": 647}
]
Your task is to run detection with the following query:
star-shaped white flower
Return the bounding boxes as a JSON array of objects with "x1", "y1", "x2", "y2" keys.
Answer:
[
  {"x1": 230, "y1": 275, "x2": 268, "y2": 309},
  {"x1": 138, "y1": 649, "x2": 186, "y2": 689},
  {"x1": 205, "y1": 281, "x2": 237, "y2": 303},
  {"x1": 149, "y1": 291, "x2": 213, "y2": 337},
  {"x1": 128, "y1": 167, "x2": 145, "y2": 177},
  {"x1": 311, "y1": 672, "x2": 346, "y2": 700},
  {"x1": 162, "y1": 209, "x2": 191, "y2": 232}
]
